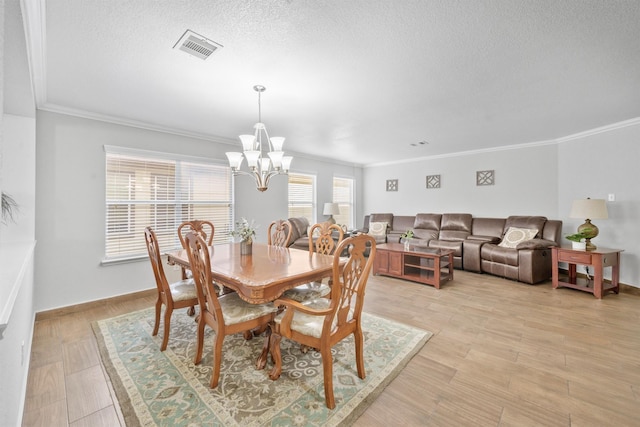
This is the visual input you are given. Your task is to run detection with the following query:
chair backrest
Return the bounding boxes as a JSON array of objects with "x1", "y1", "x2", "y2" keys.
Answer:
[
  {"x1": 178, "y1": 220, "x2": 215, "y2": 249},
  {"x1": 144, "y1": 227, "x2": 171, "y2": 295},
  {"x1": 308, "y1": 222, "x2": 344, "y2": 255},
  {"x1": 327, "y1": 233, "x2": 376, "y2": 331},
  {"x1": 184, "y1": 232, "x2": 224, "y2": 324},
  {"x1": 268, "y1": 219, "x2": 293, "y2": 247}
]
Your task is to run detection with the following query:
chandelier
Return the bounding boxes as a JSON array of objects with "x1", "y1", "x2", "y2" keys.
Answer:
[{"x1": 225, "y1": 85, "x2": 293, "y2": 192}]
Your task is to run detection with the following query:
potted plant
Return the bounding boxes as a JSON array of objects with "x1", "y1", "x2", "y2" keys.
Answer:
[
  {"x1": 400, "y1": 229, "x2": 414, "y2": 249},
  {"x1": 1, "y1": 191, "x2": 18, "y2": 225},
  {"x1": 565, "y1": 229, "x2": 591, "y2": 250},
  {"x1": 230, "y1": 217, "x2": 258, "y2": 254}
]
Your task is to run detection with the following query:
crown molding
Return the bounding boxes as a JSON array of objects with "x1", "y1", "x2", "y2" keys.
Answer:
[{"x1": 365, "y1": 117, "x2": 640, "y2": 168}]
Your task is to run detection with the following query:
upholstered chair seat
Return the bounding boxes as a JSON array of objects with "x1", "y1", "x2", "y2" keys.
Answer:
[
  {"x1": 217, "y1": 292, "x2": 278, "y2": 324},
  {"x1": 281, "y1": 282, "x2": 331, "y2": 303},
  {"x1": 169, "y1": 280, "x2": 198, "y2": 301}
]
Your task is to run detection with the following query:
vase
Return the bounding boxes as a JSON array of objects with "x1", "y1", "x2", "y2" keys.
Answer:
[
  {"x1": 401, "y1": 238, "x2": 411, "y2": 250},
  {"x1": 240, "y1": 239, "x2": 253, "y2": 255}
]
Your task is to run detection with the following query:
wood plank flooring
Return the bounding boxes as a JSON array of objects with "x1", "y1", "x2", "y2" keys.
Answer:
[{"x1": 22, "y1": 271, "x2": 640, "y2": 426}]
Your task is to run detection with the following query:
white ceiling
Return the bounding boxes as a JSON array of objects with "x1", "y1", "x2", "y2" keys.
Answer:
[{"x1": 10, "y1": 0, "x2": 640, "y2": 166}]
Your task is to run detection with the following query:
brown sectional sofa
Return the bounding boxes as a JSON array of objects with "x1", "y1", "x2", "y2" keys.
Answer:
[{"x1": 357, "y1": 213, "x2": 562, "y2": 284}]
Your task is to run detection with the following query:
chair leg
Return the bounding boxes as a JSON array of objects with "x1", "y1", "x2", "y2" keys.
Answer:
[
  {"x1": 187, "y1": 305, "x2": 195, "y2": 316},
  {"x1": 210, "y1": 333, "x2": 225, "y2": 388},
  {"x1": 256, "y1": 325, "x2": 272, "y2": 370},
  {"x1": 321, "y1": 345, "x2": 336, "y2": 409},
  {"x1": 354, "y1": 328, "x2": 366, "y2": 379},
  {"x1": 152, "y1": 298, "x2": 162, "y2": 336},
  {"x1": 193, "y1": 316, "x2": 206, "y2": 365},
  {"x1": 268, "y1": 333, "x2": 283, "y2": 380},
  {"x1": 160, "y1": 306, "x2": 172, "y2": 351}
]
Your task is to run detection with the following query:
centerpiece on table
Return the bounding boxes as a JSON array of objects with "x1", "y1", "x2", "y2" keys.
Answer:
[
  {"x1": 231, "y1": 217, "x2": 258, "y2": 255},
  {"x1": 400, "y1": 229, "x2": 414, "y2": 250}
]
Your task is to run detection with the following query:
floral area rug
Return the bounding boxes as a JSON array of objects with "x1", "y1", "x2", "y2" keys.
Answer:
[{"x1": 92, "y1": 307, "x2": 432, "y2": 427}]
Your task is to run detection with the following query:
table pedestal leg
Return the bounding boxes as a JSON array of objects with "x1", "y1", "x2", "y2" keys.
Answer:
[{"x1": 269, "y1": 333, "x2": 282, "y2": 380}]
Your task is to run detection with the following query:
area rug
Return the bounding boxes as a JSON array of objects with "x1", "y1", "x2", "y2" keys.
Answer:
[{"x1": 92, "y1": 307, "x2": 432, "y2": 427}]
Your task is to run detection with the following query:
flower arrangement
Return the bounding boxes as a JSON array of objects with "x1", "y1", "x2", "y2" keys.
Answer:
[
  {"x1": 230, "y1": 217, "x2": 258, "y2": 243},
  {"x1": 400, "y1": 229, "x2": 414, "y2": 239}
]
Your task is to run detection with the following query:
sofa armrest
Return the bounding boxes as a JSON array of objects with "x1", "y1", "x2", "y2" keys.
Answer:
[
  {"x1": 466, "y1": 235, "x2": 501, "y2": 243},
  {"x1": 462, "y1": 239, "x2": 486, "y2": 272},
  {"x1": 515, "y1": 238, "x2": 558, "y2": 250}
]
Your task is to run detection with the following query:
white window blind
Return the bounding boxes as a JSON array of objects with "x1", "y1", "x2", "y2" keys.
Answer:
[
  {"x1": 333, "y1": 176, "x2": 354, "y2": 229},
  {"x1": 104, "y1": 147, "x2": 233, "y2": 261},
  {"x1": 288, "y1": 172, "x2": 316, "y2": 224}
]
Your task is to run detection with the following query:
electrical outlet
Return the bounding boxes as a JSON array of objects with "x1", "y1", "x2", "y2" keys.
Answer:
[{"x1": 608, "y1": 193, "x2": 615, "y2": 202}]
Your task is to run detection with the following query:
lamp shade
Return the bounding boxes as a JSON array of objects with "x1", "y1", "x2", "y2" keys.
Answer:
[
  {"x1": 323, "y1": 202, "x2": 340, "y2": 216},
  {"x1": 570, "y1": 198, "x2": 608, "y2": 220}
]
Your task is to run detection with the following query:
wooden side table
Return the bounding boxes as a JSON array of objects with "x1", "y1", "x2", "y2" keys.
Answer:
[{"x1": 551, "y1": 246, "x2": 622, "y2": 299}]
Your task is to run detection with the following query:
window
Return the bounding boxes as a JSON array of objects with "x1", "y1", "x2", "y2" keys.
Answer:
[
  {"x1": 288, "y1": 172, "x2": 316, "y2": 224},
  {"x1": 333, "y1": 176, "x2": 355, "y2": 229},
  {"x1": 104, "y1": 146, "x2": 233, "y2": 261}
]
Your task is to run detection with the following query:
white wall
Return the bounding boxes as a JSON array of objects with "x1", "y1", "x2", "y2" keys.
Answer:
[
  {"x1": 35, "y1": 111, "x2": 364, "y2": 311},
  {"x1": 362, "y1": 122, "x2": 639, "y2": 287},
  {"x1": 558, "y1": 122, "x2": 640, "y2": 287},
  {"x1": 1, "y1": 0, "x2": 38, "y2": 424},
  {"x1": 363, "y1": 143, "x2": 559, "y2": 218}
]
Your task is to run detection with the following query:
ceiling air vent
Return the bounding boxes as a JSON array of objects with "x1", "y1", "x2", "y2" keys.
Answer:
[{"x1": 173, "y1": 30, "x2": 223, "y2": 60}]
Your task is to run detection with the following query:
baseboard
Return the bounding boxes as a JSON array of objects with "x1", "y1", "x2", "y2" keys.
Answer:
[{"x1": 35, "y1": 288, "x2": 156, "y2": 321}]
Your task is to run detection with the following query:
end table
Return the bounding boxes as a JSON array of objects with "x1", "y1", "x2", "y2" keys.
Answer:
[{"x1": 551, "y1": 246, "x2": 622, "y2": 299}]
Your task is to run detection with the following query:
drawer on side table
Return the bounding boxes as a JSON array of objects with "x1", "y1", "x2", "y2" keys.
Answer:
[{"x1": 557, "y1": 250, "x2": 591, "y2": 264}]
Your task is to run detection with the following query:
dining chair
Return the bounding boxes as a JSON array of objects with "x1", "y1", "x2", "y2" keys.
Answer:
[
  {"x1": 184, "y1": 232, "x2": 278, "y2": 388},
  {"x1": 144, "y1": 227, "x2": 198, "y2": 351},
  {"x1": 268, "y1": 219, "x2": 293, "y2": 247},
  {"x1": 178, "y1": 219, "x2": 214, "y2": 249},
  {"x1": 282, "y1": 222, "x2": 344, "y2": 302},
  {"x1": 268, "y1": 233, "x2": 377, "y2": 409}
]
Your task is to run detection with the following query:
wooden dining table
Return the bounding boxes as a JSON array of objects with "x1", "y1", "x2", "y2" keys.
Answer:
[{"x1": 166, "y1": 242, "x2": 340, "y2": 304}]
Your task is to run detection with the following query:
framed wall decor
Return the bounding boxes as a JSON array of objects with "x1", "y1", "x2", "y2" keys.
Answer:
[
  {"x1": 426, "y1": 174, "x2": 441, "y2": 189},
  {"x1": 476, "y1": 170, "x2": 495, "y2": 186},
  {"x1": 386, "y1": 179, "x2": 398, "y2": 192}
]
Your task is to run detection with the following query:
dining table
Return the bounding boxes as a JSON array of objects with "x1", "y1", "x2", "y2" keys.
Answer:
[{"x1": 166, "y1": 242, "x2": 341, "y2": 304}]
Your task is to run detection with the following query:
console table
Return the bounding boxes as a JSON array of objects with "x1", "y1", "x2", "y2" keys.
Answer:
[
  {"x1": 373, "y1": 243, "x2": 453, "y2": 288},
  {"x1": 551, "y1": 246, "x2": 622, "y2": 299}
]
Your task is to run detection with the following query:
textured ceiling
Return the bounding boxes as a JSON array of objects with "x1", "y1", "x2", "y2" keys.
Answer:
[{"x1": 13, "y1": 0, "x2": 640, "y2": 165}]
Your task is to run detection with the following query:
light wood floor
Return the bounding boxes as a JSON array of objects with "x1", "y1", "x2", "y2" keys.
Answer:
[{"x1": 22, "y1": 271, "x2": 640, "y2": 426}]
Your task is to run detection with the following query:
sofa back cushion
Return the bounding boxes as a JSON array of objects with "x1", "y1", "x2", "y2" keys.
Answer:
[
  {"x1": 503, "y1": 216, "x2": 547, "y2": 238},
  {"x1": 471, "y1": 218, "x2": 506, "y2": 238},
  {"x1": 391, "y1": 215, "x2": 415, "y2": 233},
  {"x1": 370, "y1": 213, "x2": 394, "y2": 230},
  {"x1": 288, "y1": 217, "x2": 309, "y2": 243},
  {"x1": 541, "y1": 219, "x2": 563, "y2": 245},
  {"x1": 439, "y1": 213, "x2": 472, "y2": 241},
  {"x1": 413, "y1": 214, "x2": 441, "y2": 240}
]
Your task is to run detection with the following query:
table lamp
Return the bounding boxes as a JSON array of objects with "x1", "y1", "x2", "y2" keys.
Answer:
[
  {"x1": 323, "y1": 202, "x2": 340, "y2": 224},
  {"x1": 569, "y1": 198, "x2": 608, "y2": 250}
]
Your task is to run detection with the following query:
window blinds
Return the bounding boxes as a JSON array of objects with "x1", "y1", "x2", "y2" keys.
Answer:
[{"x1": 104, "y1": 147, "x2": 232, "y2": 261}]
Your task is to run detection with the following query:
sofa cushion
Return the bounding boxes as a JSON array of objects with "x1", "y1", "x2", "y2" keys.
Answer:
[
  {"x1": 288, "y1": 217, "x2": 309, "y2": 244},
  {"x1": 368, "y1": 221, "x2": 388, "y2": 237},
  {"x1": 498, "y1": 227, "x2": 538, "y2": 248},
  {"x1": 481, "y1": 244, "x2": 520, "y2": 266},
  {"x1": 439, "y1": 213, "x2": 472, "y2": 241},
  {"x1": 503, "y1": 216, "x2": 547, "y2": 238},
  {"x1": 414, "y1": 213, "x2": 441, "y2": 230},
  {"x1": 370, "y1": 213, "x2": 394, "y2": 230}
]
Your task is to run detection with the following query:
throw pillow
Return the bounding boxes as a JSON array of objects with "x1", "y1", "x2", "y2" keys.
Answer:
[
  {"x1": 368, "y1": 221, "x2": 388, "y2": 237},
  {"x1": 498, "y1": 227, "x2": 538, "y2": 248}
]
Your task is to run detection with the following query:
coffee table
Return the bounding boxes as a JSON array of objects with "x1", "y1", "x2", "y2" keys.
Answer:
[{"x1": 373, "y1": 242, "x2": 454, "y2": 288}]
